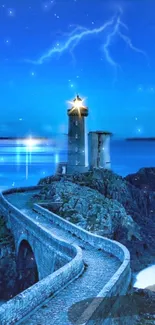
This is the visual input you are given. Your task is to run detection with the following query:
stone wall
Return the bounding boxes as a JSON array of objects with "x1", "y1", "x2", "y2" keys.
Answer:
[
  {"x1": 0, "y1": 243, "x2": 17, "y2": 300},
  {"x1": 0, "y1": 186, "x2": 131, "y2": 325},
  {"x1": 34, "y1": 203, "x2": 131, "y2": 325},
  {"x1": 0, "y1": 191, "x2": 77, "y2": 279},
  {"x1": 0, "y1": 247, "x2": 83, "y2": 325},
  {"x1": 34, "y1": 203, "x2": 130, "y2": 264},
  {"x1": 0, "y1": 188, "x2": 84, "y2": 325},
  {"x1": 0, "y1": 245, "x2": 12, "y2": 259}
]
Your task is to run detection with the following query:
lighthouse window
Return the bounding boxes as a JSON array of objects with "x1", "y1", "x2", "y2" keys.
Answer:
[
  {"x1": 75, "y1": 133, "x2": 78, "y2": 139},
  {"x1": 75, "y1": 120, "x2": 78, "y2": 126}
]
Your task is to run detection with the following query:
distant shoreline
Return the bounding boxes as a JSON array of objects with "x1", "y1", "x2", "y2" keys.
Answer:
[{"x1": 126, "y1": 138, "x2": 155, "y2": 141}]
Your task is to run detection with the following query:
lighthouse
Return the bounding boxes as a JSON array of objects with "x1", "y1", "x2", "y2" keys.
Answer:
[
  {"x1": 55, "y1": 94, "x2": 112, "y2": 176},
  {"x1": 67, "y1": 95, "x2": 88, "y2": 174}
]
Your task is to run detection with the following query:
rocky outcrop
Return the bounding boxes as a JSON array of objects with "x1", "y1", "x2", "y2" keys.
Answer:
[
  {"x1": 38, "y1": 168, "x2": 155, "y2": 272},
  {"x1": 0, "y1": 214, "x2": 17, "y2": 300},
  {"x1": 33, "y1": 180, "x2": 140, "y2": 241},
  {"x1": 125, "y1": 167, "x2": 155, "y2": 191},
  {"x1": 132, "y1": 288, "x2": 155, "y2": 325}
]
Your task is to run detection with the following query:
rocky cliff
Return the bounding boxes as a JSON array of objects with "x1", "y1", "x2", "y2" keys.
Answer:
[
  {"x1": 0, "y1": 214, "x2": 17, "y2": 300},
  {"x1": 37, "y1": 168, "x2": 155, "y2": 272},
  {"x1": 125, "y1": 167, "x2": 155, "y2": 191}
]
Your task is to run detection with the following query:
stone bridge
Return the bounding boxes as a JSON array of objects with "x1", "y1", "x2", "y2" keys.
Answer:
[{"x1": 0, "y1": 186, "x2": 131, "y2": 325}]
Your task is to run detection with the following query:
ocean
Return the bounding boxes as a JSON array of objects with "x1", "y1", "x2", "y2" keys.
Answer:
[{"x1": 0, "y1": 139, "x2": 155, "y2": 191}]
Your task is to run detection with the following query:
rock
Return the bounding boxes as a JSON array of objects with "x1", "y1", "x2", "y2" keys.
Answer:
[
  {"x1": 36, "y1": 168, "x2": 155, "y2": 272},
  {"x1": 0, "y1": 214, "x2": 17, "y2": 300},
  {"x1": 125, "y1": 167, "x2": 155, "y2": 191},
  {"x1": 35, "y1": 178, "x2": 141, "y2": 247},
  {"x1": 132, "y1": 287, "x2": 155, "y2": 324}
]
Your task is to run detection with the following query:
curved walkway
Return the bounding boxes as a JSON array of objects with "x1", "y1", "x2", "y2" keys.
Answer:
[{"x1": 5, "y1": 191, "x2": 121, "y2": 325}]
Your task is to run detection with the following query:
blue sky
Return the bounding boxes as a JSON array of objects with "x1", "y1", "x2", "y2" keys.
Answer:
[{"x1": 0, "y1": 0, "x2": 155, "y2": 138}]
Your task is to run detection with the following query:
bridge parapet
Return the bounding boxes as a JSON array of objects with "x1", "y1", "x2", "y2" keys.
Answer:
[
  {"x1": 34, "y1": 203, "x2": 131, "y2": 324},
  {"x1": 0, "y1": 186, "x2": 131, "y2": 325},
  {"x1": 0, "y1": 188, "x2": 84, "y2": 325},
  {"x1": 34, "y1": 203, "x2": 130, "y2": 265}
]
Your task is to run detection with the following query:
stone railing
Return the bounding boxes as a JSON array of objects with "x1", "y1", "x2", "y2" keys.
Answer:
[
  {"x1": 0, "y1": 188, "x2": 84, "y2": 325},
  {"x1": 0, "y1": 186, "x2": 131, "y2": 325},
  {"x1": 2, "y1": 185, "x2": 44, "y2": 195},
  {"x1": 34, "y1": 203, "x2": 131, "y2": 324}
]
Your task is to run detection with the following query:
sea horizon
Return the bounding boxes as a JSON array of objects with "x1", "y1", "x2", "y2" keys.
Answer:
[{"x1": 0, "y1": 138, "x2": 155, "y2": 191}]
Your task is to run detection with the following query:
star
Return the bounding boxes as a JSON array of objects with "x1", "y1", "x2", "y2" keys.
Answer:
[
  {"x1": 42, "y1": 1, "x2": 55, "y2": 12},
  {"x1": 5, "y1": 39, "x2": 10, "y2": 45},
  {"x1": 149, "y1": 87, "x2": 154, "y2": 93},
  {"x1": 8, "y1": 8, "x2": 15, "y2": 17}
]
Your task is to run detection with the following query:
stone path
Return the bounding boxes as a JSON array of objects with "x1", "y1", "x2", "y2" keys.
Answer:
[{"x1": 6, "y1": 191, "x2": 121, "y2": 325}]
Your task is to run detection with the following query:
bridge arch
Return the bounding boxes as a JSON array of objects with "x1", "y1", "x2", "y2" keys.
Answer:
[{"x1": 16, "y1": 239, "x2": 39, "y2": 294}]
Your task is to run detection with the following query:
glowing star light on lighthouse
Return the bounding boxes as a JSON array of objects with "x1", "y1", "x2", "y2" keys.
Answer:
[{"x1": 68, "y1": 95, "x2": 86, "y2": 116}]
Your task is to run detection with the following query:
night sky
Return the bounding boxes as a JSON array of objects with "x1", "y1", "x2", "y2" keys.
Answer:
[{"x1": 0, "y1": 0, "x2": 155, "y2": 138}]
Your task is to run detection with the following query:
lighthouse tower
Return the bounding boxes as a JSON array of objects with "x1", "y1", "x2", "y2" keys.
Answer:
[{"x1": 67, "y1": 95, "x2": 88, "y2": 174}]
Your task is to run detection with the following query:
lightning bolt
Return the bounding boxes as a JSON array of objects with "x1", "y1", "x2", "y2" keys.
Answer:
[
  {"x1": 102, "y1": 9, "x2": 149, "y2": 75},
  {"x1": 25, "y1": 17, "x2": 115, "y2": 65},
  {"x1": 26, "y1": 8, "x2": 149, "y2": 71}
]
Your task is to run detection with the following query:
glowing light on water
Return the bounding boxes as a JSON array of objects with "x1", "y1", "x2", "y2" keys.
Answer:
[
  {"x1": 24, "y1": 136, "x2": 39, "y2": 176},
  {"x1": 24, "y1": 137, "x2": 39, "y2": 150},
  {"x1": 55, "y1": 153, "x2": 59, "y2": 164},
  {"x1": 134, "y1": 265, "x2": 155, "y2": 290},
  {"x1": 25, "y1": 146, "x2": 29, "y2": 180},
  {"x1": 16, "y1": 144, "x2": 20, "y2": 167}
]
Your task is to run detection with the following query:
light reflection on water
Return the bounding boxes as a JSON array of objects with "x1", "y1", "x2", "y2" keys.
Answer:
[
  {"x1": 134, "y1": 265, "x2": 155, "y2": 290},
  {"x1": 0, "y1": 139, "x2": 155, "y2": 190},
  {"x1": 0, "y1": 138, "x2": 66, "y2": 189}
]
